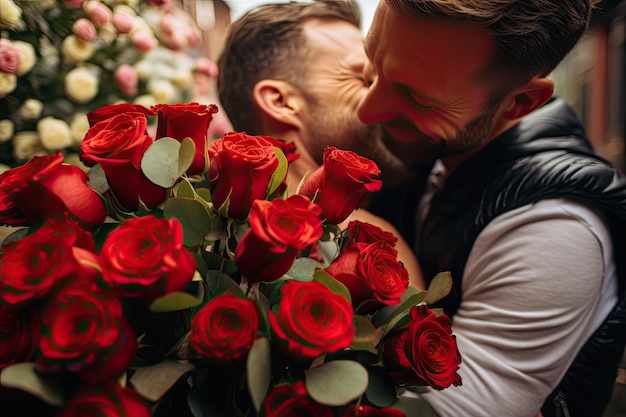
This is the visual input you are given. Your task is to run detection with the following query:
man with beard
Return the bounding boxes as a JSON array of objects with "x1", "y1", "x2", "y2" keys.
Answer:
[
  {"x1": 358, "y1": 1, "x2": 626, "y2": 417},
  {"x1": 217, "y1": 0, "x2": 422, "y2": 286}
]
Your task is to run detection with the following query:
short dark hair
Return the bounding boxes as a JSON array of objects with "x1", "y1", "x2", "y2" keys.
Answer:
[
  {"x1": 386, "y1": 0, "x2": 600, "y2": 87},
  {"x1": 217, "y1": 0, "x2": 361, "y2": 133}
]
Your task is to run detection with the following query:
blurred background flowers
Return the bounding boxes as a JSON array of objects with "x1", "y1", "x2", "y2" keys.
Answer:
[{"x1": 0, "y1": 0, "x2": 218, "y2": 170}]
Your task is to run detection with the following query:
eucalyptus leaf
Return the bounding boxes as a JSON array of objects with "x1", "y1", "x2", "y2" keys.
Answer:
[
  {"x1": 422, "y1": 271, "x2": 453, "y2": 305},
  {"x1": 304, "y1": 360, "x2": 368, "y2": 406},
  {"x1": 350, "y1": 315, "x2": 379, "y2": 354},
  {"x1": 141, "y1": 137, "x2": 183, "y2": 188},
  {"x1": 0, "y1": 363, "x2": 65, "y2": 406},
  {"x1": 205, "y1": 270, "x2": 242, "y2": 297},
  {"x1": 286, "y1": 257, "x2": 322, "y2": 282},
  {"x1": 266, "y1": 147, "x2": 288, "y2": 196},
  {"x1": 246, "y1": 338, "x2": 272, "y2": 413},
  {"x1": 164, "y1": 197, "x2": 213, "y2": 247},
  {"x1": 312, "y1": 269, "x2": 352, "y2": 304},
  {"x1": 371, "y1": 286, "x2": 427, "y2": 328},
  {"x1": 86, "y1": 163, "x2": 110, "y2": 195},
  {"x1": 0, "y1": 226, "x2": 29, "y2": 246},
  {"x1": 176, "y1": 177, "x2": 197, "y2": 199},
  {"x1": 365, "y1": 366, "x2": 397, "y2": 408},
  {"x1": 391, "y1": 395, "x2": 439, "y2": 417},
  {"x1": 129, "y1": 360, "x2": 196, "y2": 402},
  {"x1": 178, "y1": 137, "x2": 196, "y2": 177},
  {"x1": 149, "y1": 291, "x2": 203, "y2": 313}
]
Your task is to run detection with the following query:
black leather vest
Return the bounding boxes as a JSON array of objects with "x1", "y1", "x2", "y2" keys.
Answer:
[{"x1": 371, "y1": 98, "x2": 626, "y2": 417}]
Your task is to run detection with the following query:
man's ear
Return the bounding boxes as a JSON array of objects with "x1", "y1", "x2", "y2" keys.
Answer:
[
  {"x1": 500, "y1": 77, "x2": 555, "y2": 120},
  {"x1": 253, "y1": 79, "x2": 305, "y2": 130}
]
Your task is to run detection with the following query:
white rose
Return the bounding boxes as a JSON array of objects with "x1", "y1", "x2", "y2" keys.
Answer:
[
  {"x1": 37, "y1": 117, "x2": 73, "y2": 151},
  {"x1": 69, "y1": 113, "x2": 90, "y2": 145},
  {"x1": 12, "y1": 131, "x2": 44, "y2": 161},
  {"x1": 18, "y1": 99, "x2": 43, "y2": 120},
  {"x1": 171, "y1": 68, "x2": 193, "y2": 89},
  {"x1": 113, "y1": 4, "x2": 137, "y2": 16},
  {"x1": 0, "y1": 72, "x2": 17, "y2": 98},
  {"x1": 32, "y1": 0, "x2": 56, "y2": 11},
  {"x1": 147, "y1": 79, "x2": 177, "y2": 103},
  {"x1": 0, "y1": 0, "x2": 23, "y2": 30},
  {"x1": 133, "y1": 94, "x2": 157, "y2": 108},
  {"x1": 62, "y1": 35, "x2": 94, "y2": 65},
  {"x1": 134, "y1": 60, "x2": 152, "y2": 80},
  {"x1": 65, "y1": 67, "x2": 99, "y2": 104},
  {"x1": 63, "y1": 153, "x2": 90, "y2": 173},
  {"x1": 0, "y1": 119, "x2": 14, "y2": 142},
  {"x1": 12, "y1": 41, "x2": 36, "y2": 76},
  {"x1": 98, "y1": 22, "x2": 117, "y2": 44}
]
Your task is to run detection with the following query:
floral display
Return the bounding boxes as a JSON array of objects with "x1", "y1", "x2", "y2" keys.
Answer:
[
  {"x1": 0, "y1": 102, "x2": 462, "y2": 416},
  {"x1": 0, "y1": 0, "x2": 211, "y2": 169}
]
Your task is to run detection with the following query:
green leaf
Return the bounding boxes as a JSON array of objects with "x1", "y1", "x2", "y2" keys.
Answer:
[
  {"x1": 312, "y1": 269, "x2": 352, "y2": 304},
  {"x1": 422, "y1": 271, "x2": 453, "y2": 305},
  {"x1": 365, "y1": 366, "x2": 397, "y2": 408},
  {"x1": 0, "y1": 226, "x2": 29, "y2": 246},
  {"x1": 86, "y1": 163, "x2": 110, "y2": 195},
  {"x1": 304, "y1": 360, "x2": 368, "y2": 406},
  {"x1": 350, "y1": 315, "x2": 379, "y2": 354},
  {"x1": 175, "y1": 177, "x2": 197, "y2": 199},
  {"x1": 129, "y1": 360, "x2": 196, "y2": 402},
  {"x1": 178, "y1": 137, "x2": 196, "y2": 177},
  {"x1": 391, "y1": 395, "x2": 439, "y2": 417},
  {"x1": 371, "y1": 286, "x2": 427, "y2": 328},
  {"x1": 149, "y1": 291, "x2": 203, "y2": 313},
  {"x1": 286, "y1": 257, "x2": 322, "y2": 282},
  {"x1": 247, "y1": 337, "x2": 272, "y2": 413},
  {"x1": 0, "y1": 363, "x2": 65, "y2": 406},
  {"x1": 205, "y1": 270, "x2": 242, "y2": 297},
  {"x1": 266, "y1": 147, "x2": 288, "y2": 196},
  {"x1": 163, "y1": 197, "x2": 213, "y2": 247},
  {"x1": 141, "y1": 137, "x2": 185, "y2": 188}
]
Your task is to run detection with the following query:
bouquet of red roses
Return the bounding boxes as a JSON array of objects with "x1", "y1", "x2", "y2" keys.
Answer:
[{"x1": 0, "y1": 102, "x2": 462, "y2": 417}]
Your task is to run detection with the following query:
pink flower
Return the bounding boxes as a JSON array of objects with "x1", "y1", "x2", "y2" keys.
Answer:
[
  {"x1": 63, "y1": 0, "x2": 84, "y2": 9},
  {"x1": 72, "y1": 18, "x2": 97, "y2": 42},
  {"x1": 84, "y1": 1, "x2": 112, "y2": 26},
  {"x1": 112, "y1": 12, "x2": 134, "y2": 34},
  {"x1": 114, "y1": 64, "x2": 138, "y2": 97},
  {"x1": 194, "y1": 57, "x2": 218, "y2": 79},
  {"x1": 0, "y1": 39, "x2": 20, "y2": 74},
  {"x1": 132, "y1": 30, "x2": 158, "y2": 52}
]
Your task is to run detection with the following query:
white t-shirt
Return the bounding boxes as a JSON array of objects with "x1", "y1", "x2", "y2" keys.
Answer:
[{"x1": 403, "y1": 162, "x2": 618, "y2": 417}]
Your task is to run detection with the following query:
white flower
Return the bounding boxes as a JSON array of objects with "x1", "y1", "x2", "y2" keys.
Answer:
[
  {"x1": 147, "y1": 78, "x2": 177, "y2": 103},
  {"x1": 12, "y1": 131, "x2": 44, "y2": 161},
  {"x1": 0, "y1": 119, "x2": 14, "y2": 142},
  {"x1": 62, "y1": 35, "x2": 95, "y2": 65},
  {"x1": 0, "y1": 0, "x2": 23, "y2": 30},
  {"x1": 65, "y1": 67, "x2": 99, "y2": 104},
  {"x1": 63, "y1": 153, "x2": 90, "y2": 173},
  {"x1": 134, "y1": 59, "x2": 153, "y2": 80},
  {"x1": 0, "y1": 72, "x2": 17, "y2": 98},
  {"x1": 37, "y1": 117, "x2": 73, "y2": 151},
  {"x1": 31, "y1": 0, "x2": 57, "y2": 11},
  {"x1": 12, "y1": 41, "x2": 36, "y2": 76},
  {"x1": 171, "y1": 68, "x2": 193, "y2": 89},
  {"x1": 134, "y1": 94, "x2": 157, "y2": 108},
  {"x1": 18, "y1": 99, "x2": 43, "y2": 120},
  {"x1": 70, "y1": 113, "x2": 90, "y2": 146},
  {"x1": 113, "y1": 4, "x2": 137, "y2": 16},
  {"x1": 98, "y1": 22, "x2": 118, "y2": 44}
]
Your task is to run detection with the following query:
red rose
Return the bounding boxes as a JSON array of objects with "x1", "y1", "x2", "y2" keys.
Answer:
[
  {"x1": 268, "y1": 280, "x2": 354, "y2": 359},
  {"x1": 0, "y1": 215, "x2": 99, "y2": 308},
  {"x1": 58, "y1": 384, "x2": 151, "y2": 417},
  {"x1": 343, "y1": 220, "x2": 398, "y2": 247},
  {"x1": 153, "y1": 102, "x2": 218, "y2": 175},
  {"x1": 0, "y1": 307, "x2": 40, "y2": 369},
  {"x1": 0, "y1": 170, "x2": 27, "y2": 226},
  {"x1": 87, "y1": 103, "x2": 157, "y2": 126},
  {"x1": 38, "y1": 287, "x2": 127, "y2": 376},
  {"x1": 323, "y1": 241, "x2": 408, "y2": 312},
  {"x1": 189, "y1": 293, "x2": 259, "y2": 362},
  {"x1": 208, "y1": 132, "x2": 282, "y2": 219},
  {"x1": 300, "y1": 147, "x2": 382, "y2": 224},
  {"x1": 0, "y1": 153, "x2": 106, "y2": 229},
  {"x1": 382, "y1": 305, "x2": 462, "y2": 390},
  {"x1": 234, "y1": 195, "x2": 323, "y2": 283},
  {"x1": 340, "y1": 405, "x2": 406, "y2": 417},
  {"x1": 259, "y1": 135, "x2": 299, "y2": 164},
  {"x1": 80, "y1": 112, "x2": 166, "y2": 210},
  {"x1": 261, "y1": 381, "x2": 334, "y2": 417},
  {"x1": 99, "y1": 216, "x2": 196, "y2": 301}
]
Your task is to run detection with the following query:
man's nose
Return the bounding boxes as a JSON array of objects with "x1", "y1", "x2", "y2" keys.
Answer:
[{"x1": 358, "y1": 63, "x2": 397, "y2": 125}]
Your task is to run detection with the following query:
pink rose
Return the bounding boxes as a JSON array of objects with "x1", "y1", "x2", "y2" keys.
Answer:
[
  {"x1": 0, "y1": 39, "x2": 20, "y2": 74},
  {"x1": 132, "y1": 30, "x2": 158, "y2": 52},
  {"x1": 84, "y1": 1, "x2": 112, "y2": 26},
  {"x1": 112, "y1": 11, "x2": 134, "y2": 34},
  {"x1": 72, "y1": 18, "x2": 97, "y2": 42},
  {"x1": 114, "y1": 64, "x2": 138, "y2": 97}
]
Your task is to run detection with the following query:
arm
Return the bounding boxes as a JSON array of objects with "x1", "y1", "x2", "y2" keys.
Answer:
[{"x1": 408, "y1": 199, "x2": 617, "y2": 417}]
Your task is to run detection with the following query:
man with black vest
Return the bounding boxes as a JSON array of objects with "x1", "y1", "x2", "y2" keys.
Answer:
[{"x1": 360, "y1": 1, "x2": 626, "y2": 416}]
